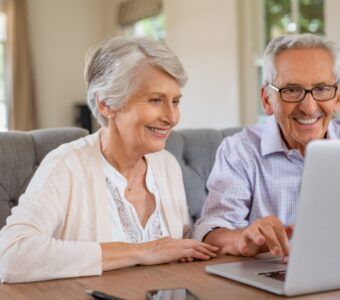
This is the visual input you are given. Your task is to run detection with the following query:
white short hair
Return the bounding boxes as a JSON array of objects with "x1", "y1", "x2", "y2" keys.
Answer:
[
  {"x1": 263, "y1": 33, "x2": 340, "y2": 95},
  {"x1": 84, "y1": 36, "x2": 188, "y2": 127}
]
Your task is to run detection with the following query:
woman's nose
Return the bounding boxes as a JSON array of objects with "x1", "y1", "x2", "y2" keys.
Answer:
[{"x1": 162, "y1": 104, "x2": 179, "y2": 126}]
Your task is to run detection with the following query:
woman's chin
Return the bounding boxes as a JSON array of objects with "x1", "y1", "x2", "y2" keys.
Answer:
[{"x1": 145, "y1": 141, "x2": 167, "y2": 154}]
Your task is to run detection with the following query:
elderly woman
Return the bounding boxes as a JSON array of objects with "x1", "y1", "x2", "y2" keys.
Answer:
[{"x1": 0, "y1": 36, "x2": 218, "y2": 283}]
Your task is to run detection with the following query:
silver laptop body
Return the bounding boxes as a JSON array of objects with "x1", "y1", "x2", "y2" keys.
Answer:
[{"x1": 206, "y1": 140, "x2": 340, "y2": 296}]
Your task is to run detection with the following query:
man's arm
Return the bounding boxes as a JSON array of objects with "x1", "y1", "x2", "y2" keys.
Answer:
[
  {"x1": 195, "y1": 133, "x2": 293, "y2": 258},
  {"x1": 204, "y1": 216, "x2": 293, "y2": 259}
]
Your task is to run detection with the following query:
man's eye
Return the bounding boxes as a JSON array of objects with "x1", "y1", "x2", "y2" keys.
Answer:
[
  {"x1": 314, "y1": 86, "x2": 330, "y2": 92},
  {"x1": 282, "y1": 87, "x2": 302, "y2": 94}
]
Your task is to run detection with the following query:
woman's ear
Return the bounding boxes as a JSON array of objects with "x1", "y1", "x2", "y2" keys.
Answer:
[
  {"x1": 96, "y1": 96, "x2": 115, "y2": 118},
  {"x1": 261, "y1": 86, "x2": 274, "y2": 116}
]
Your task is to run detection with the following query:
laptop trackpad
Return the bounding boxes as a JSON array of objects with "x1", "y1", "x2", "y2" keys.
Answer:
[{"x1": 207, "y1": 256, "x2": 287, "y2": 280}]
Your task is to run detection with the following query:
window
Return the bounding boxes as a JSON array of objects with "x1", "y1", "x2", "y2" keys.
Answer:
[
  {"x1": 0, "y1": 12, "x2": 6, "y2": 131},
  {"x1": 119, "y1": 0, "x2": 164, "y2": 40},
  {"x1": 124, "y1": 13, "x2": 165, "y2": 40},
  {"x1": 265, "y1": 0, "x2": 324, "y2": 44}
]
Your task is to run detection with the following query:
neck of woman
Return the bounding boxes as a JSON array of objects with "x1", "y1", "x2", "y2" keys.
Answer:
[{"x1": 99, "y1": 126, "x2": 144, "y2": 176}]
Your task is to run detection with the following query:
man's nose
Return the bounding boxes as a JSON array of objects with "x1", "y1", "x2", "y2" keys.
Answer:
[{"x1": 298, "y1": 91, "x2": 318, "y2": 114}]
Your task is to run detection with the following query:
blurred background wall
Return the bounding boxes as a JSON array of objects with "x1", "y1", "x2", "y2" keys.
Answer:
[{"x1": 1, "y1": 0, "x2": 339, "y2": 131}]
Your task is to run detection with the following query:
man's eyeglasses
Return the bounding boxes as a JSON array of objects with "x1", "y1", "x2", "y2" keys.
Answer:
[{"x1": 268, "y1": 83, "x2": 338, "y2": 103}]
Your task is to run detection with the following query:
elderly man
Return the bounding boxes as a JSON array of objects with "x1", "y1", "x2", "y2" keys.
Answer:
[{"x1": 194, "y1": 33, "x2": 340, "y2": 261}]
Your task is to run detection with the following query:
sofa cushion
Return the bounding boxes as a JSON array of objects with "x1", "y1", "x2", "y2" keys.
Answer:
[
  {"x1": 165, "y1": 127, "x2": 241, "y2": 221},
  {"x1": 0, "y1": 128, "x2": 88, "y2": 228}
]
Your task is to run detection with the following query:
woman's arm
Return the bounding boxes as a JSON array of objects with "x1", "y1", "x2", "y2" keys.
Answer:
[
  {"x1": 0, "y1": 148, "x2": 103, "y2": 283},
  {"x1": 0, "y1": 189, "x2": 102, "y2": 283},
  {"x1": 101, "y1": 237, "x2": 218, "y2": 271}
]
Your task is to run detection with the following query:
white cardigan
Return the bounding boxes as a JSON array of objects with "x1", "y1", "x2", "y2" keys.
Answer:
[{"x1": 0, "y1": 132, "x2": 191, "y2": 283}]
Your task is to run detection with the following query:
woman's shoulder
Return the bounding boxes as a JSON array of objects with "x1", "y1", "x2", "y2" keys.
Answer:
[
  {"x1": 145, "y1": 150, "x2": 182, "y2": 181},
  {"x1": 43, "y1": 132, "x2": 99, "y2": 163},
  {"x1": 145, "y1": 149, "x2": 179, "y2": 168},
  {"x1": 27, "y1": 132, "x2": 100, "y2": 190}
]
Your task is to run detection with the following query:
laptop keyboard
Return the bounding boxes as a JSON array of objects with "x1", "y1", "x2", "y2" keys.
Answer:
[{"x1": 258, "y1": 270, "x2": 286, "y2": 281}]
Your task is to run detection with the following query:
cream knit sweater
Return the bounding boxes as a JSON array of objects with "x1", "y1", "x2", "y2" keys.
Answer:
[{"x1": 0, "y1": 131, "x2": 190, "y2": 283}]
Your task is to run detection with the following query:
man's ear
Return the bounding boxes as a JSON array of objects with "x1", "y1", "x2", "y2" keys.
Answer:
[
  {"x1": 261, "y1": 86, "x2": 274, "y2": 116},
  {"x1": 96, "y1": 96, "x2": 115, "y2": 118},
  {"x1": 334, "y1": 90, "x2": 340, "y2": 113}
]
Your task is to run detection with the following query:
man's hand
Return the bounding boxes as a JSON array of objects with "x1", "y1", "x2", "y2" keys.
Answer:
[
  {"x1": 204, "y1": 216, "x2": 294, "y2": 259},
  {"x1": 236, "y1": 216, "x2": 293, "y2": 258}
]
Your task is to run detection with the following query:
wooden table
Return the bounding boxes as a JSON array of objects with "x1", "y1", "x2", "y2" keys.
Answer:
[{"x1": 1, "y1": 255, "x2": 340, "y2": 300}]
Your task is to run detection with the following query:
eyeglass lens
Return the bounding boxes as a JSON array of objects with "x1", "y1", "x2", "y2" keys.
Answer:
[{"x1": 280, "y1": 86, "x2": 337, "y2": 102}]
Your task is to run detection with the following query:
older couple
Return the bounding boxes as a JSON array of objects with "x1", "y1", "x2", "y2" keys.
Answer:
[{"x1": 0, "y1": 33, "x2": 339, "y2": 283}]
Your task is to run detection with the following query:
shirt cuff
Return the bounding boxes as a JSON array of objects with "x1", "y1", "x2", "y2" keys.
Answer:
[{"x1": 193, "y1": 218, "x2": 236, "y2": 241}]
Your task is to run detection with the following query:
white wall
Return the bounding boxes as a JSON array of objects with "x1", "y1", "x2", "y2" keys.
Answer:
[
  {"x1": 238, "y1": 0, "x2": 265, "y2": 126},
  {"x1": 164, "y1": 0, "x2": 240, "y2": 129},
  {"x1": 27, "y1": 1, "x2": 339, "y2": 130},
  {"x1": 26, "y1": 0, "x2": 119, "y2": 128},
  {"x1": 27, "y1": 0, "x2": 241, "y2": 130},
  {"x1": 325, "y1": 0, "x2": 340, "y2": 43},
  {"x1": 322, "y1": 0, "x2": 340, "y2": 119}
]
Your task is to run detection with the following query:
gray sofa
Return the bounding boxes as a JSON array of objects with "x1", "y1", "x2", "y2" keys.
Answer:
[
  {"x1": 0, "y1": 128, "x2": 89, "y2": 228},
  {"x1": 0, "y1": 127, "x2": 241, "y2": 228},
  {"x1": 166, "y1": 128, "x2": 241, "y2": 221}
]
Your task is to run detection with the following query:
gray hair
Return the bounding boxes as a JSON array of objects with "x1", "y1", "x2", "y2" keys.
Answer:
[
  {"x1": 263, "y1": 33, "x2": 340, "y2": 94},
  {"x1": 84, "y1": 36, "x2": 188, "y2": 126}
]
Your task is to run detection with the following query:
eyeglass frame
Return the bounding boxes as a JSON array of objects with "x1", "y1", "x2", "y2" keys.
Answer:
[{"x1": 267, "y1": 83, "x2": 338, "y2": 103}]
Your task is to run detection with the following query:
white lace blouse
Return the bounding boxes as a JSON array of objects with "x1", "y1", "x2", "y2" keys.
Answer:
[{"x1": 101, "y1": 155, "x2": 170, "y2": 243}]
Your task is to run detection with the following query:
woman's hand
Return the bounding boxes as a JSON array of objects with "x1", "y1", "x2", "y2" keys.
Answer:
[
  {"x1": 101, "y1": 237, "x2": 218, "y2": 271},
  {"x1": 137, "y1": 236, "x2": 219, "y2": 265}
]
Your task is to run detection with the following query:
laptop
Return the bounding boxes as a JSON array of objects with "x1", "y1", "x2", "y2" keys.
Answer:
[{"x1": 206, "y1": 140, "x2": 340, "y2": 296}]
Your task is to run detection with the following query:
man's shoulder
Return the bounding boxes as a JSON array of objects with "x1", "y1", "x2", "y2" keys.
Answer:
[
  {"x1": 222, "y1": 123, "x2": 264, "y2": 153},
  {"x1": 331, "y1": 118, "x2": 340, "y2": 138}
]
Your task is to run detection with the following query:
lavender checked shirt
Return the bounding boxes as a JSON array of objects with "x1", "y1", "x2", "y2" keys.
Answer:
[{"x1": 193, "y1": 116, "x2": 340, "y2": 241}]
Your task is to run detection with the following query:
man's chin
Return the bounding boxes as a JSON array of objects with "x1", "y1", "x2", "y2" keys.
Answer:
[
  {"x1": 293, "y1": 126, "x2": 326, "y2": 144},
  {"x1": 296, "y1": 136, "x2": 322, "y2": 148}
]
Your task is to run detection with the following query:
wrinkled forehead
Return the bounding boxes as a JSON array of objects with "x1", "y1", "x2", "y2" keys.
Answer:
[{"x1": 273, "y1": 48, "x2": 336, "y2": 86}]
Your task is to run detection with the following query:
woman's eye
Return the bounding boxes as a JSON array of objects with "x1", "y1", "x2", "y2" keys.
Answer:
[
  {"x1": 173, "y1": 99, "x2": 180, "y2": 106},
  {"x1": 149, "y1": 98, "x2": 162, "y2": 104}
]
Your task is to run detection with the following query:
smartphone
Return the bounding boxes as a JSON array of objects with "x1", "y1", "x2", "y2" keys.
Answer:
[{"x1": 146, "y1": 288, "x2": 199, "y2": 300}]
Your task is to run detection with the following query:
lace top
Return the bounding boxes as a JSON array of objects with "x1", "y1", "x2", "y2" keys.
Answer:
[{"x1": 101, "y1": 154, "x2": 169, "y2": 243}]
